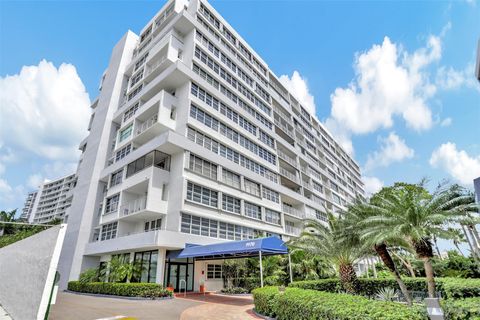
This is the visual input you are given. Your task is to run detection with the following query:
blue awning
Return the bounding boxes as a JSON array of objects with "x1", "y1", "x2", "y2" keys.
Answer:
[{"x1": 177, "y1": 236, "x2": 288, "y2": 260}]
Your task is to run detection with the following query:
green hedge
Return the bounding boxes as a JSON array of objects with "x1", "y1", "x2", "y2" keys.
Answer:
[
  {"x1": 68, "y1": 281, "x2": 173, "y2": 298},
  {"x1": 290, "y1": 277, "x2": 480, "y2": 299},
  {"x1": 442, "y1": 297, "x2": 480, "y2": 320},
  {"x1": 253, "y1": 286, "x2": 426, "y2": 320}
]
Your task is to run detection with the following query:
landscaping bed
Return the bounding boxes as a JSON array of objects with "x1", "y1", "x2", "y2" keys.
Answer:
[
  {"x1": 289, "y1": 277, "x2": 480, "y2": 299},
  {"x1": 67, "y1": 281, "x2": 173, "y2": 299},
  {"x1": 252, "y1": 286, "x2": 427, "y2": 320},
  {"x1": 442, "y1": 297, "x2": 480, "y2": 320}
]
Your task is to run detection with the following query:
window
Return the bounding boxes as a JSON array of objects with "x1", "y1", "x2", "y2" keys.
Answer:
[
  {"x1": 316, "y1": 210, "x2": 327, "y2": 222},
  {"x1": 332, "y1": 194, "x2": 341, "y2": 205},
  {"x1": 262, "y1": 187, "x2": 279, "y2": 203},
  {"x1": 133, "y1": 250, "x2": 158, "y2": 283},
  {"x1": 244, "y1": 202, "x2": 261, "y2": 220},
  {"x1": 222, "y1": 194, "x2": 241, "y2": 214},
  {"x1": 244, "y1": 179, "x2": 260, "y2": 197},
  {"x1": 222, "y1": 169, "x2": 240, "y2": 189},
  {"x1": 110, "y1": 169, "x2": 123, "y2": 187},
  {"x1": 186, "y1": 182, "x2": 218, "y2": 208},
  {"x1": 265, "y1": 209, "x2": 281, "y2": 225},
  {"x1": 126, "y1": 150, "x2": 170, "y2": 178},
  {"x1": 181, "y1": 213, "x2": 259, "y2": 240},
  {"x1": 100, "y1": 222, "x2": 117, "y2": 241},
  {"x1": 118, "y1": 124, "x2": 133, "y2": 142},
  {"x1": 115, "y1": 144, "x2": 131, "y2": 162},
  {"x1": 207, "y1": 264, "x2": 222, "y2": 279},
  {"x1": 313, "y1": 182, "x2": 323, "y2": 193},
  {"x1": 123, "y1": 103, "x2": 139, "y2": 122},
  {"x1": 105, "y1": 194, "x2": 120, "y2": 215},
  {"x1": 189, "y1": 154, "x2": 217, "y2": 180},
  {"x1": 259, "y1": 130, "x2": 275, "y2": 148},
  {"x1": 144, "y1": 219, "x2": 162, "y2": 232}
]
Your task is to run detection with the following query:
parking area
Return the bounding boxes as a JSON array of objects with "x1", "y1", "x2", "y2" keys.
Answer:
[{"x1": 49, "y1": 292, "x2": 260, "y2": 320}]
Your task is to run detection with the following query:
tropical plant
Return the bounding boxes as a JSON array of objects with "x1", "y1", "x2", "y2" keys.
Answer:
[
  {"x1": 375, "y1": 287, "x2": 398, "y2": 301},
  {"x1": 79, "y1": 267, "x2": 100, "y2": 284},
  {"x1": 0, "y1": 209, "x2": 17, "y2": 235},
  {"x1": 100, "y1": 255, "x2": 144, "y2": 283},
  {"x1": 291, "y1": 214, "x2": 363, "y2": 294},
  {"x1": 360, "y1": 182, "x2": 478, "y2": 298}
]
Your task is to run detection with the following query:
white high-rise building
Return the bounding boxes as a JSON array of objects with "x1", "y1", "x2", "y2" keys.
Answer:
[
  {"x1": 20, "y1": 191, "x2": 37, "y2": 221},
  {"x1": 58, "y1": 0, "x2": 364, "y2": 290},
  {"x1": 22, "y1": 173, "x2": 77, "y2": 224}
]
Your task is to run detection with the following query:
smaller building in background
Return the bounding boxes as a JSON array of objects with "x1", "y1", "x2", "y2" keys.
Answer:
[
  {"x1": 22, "y1": 173, "x2": 77, "y2": 224},
  {"x1": 19, "y1": 191, "x2": 38, "y2": 221},
  {"x1": 474, "y1": 177, "x2": 480, "y2": 203}
]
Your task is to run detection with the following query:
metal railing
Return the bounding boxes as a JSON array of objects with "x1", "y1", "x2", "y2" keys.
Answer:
[
  {"x1": 120, "y1": 197, "x2": 147, "y2": 216},
  {"x1": 145, "y1": 55, "x2": 167, "y2": 77},
  {"x1": 277, "y1": 149, "x2": 297, "y2": 167},
  {"x1": 282, "y1": 205, "x2": 304, "y2": 219},
  {"x1": 279, "y1": 167, "x2": 300, "y2": 183},
  {"x1": 136, "y1": 114, "x2": 158, "y2": 136},
  {"x1": 285, "y1": 225, "x2": 302, "y2": 236}
]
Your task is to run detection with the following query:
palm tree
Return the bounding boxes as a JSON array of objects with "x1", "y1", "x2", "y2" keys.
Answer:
[
  {"x1": 0, "y1": 209, "x2": 17, "y2": 235},
  {"x1": 346, "y1": 201, "x2": 413, "y2": 306},
  {"x1": 291, "y1": 214, "x2": 363, "y2": 294},
  {"x1": 361, "y1": 182, "x2": 477, "y2": 298}
]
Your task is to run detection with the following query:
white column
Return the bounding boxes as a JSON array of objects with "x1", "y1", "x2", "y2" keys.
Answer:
[
  {"x1": 259, "y1": 251, "x2": 263, "y2": 287},
  {"x1": 156, "y1": 248, "x2": 166, "y2": 286}
]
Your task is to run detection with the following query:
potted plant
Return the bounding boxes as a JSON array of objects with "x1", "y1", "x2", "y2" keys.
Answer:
[
  {"x1": 199, "y1": 279, "x2": 206, "y2": 293},
  {"x1": 166, "y1": 283, "x2": 174, "y2": 292}
]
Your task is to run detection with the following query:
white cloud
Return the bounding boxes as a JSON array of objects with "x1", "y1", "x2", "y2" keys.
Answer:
[
  {"x1": 365, "y1": 132, "x2": 415, "y2": 170},
  {"x1": 325, "y1": 33, "x2": 444, "y2": 153},
  {"x1": 27, "y1": 161, "x2": 77, "y2": 189},
  {"x1": 362, "y1": 176, "x2": 384, "y2": 195},
  {"x1": 0, "y1": 60, "x2": 90, "y2": 161},
  {"x1": 279, "y1": 71, "x2": 316, "y2": 115},
  {"x1": 440, "y1": 117, "x2": 452, "y2": 127},
  {"x1": 430, "y1": 142, "x2": 480, "y2": 185},
  {"x1": 436, "y1": 63, "x2": 479, "y2": 91},
  {"x1": 0, "y1": 178, "x2": 25, "y2": 210}
]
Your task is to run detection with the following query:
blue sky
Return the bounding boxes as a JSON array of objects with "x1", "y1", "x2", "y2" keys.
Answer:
[{"x1": 0, "y1": 0, "x2": 479, "y2": 227}]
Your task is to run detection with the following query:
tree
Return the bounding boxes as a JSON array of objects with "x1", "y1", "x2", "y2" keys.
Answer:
[
  {"x1": 361, "y1": 182, "x2": 477, "y2": 298},
  {"x1": 291, "y1": 214, "x2": 363, "y2": 294},
  {"x1": 0, "y1": 209, "x2": 17, "y2": 235},
  {"x1": 346, "y1": 201, "x2": 414, "y2": 306}
]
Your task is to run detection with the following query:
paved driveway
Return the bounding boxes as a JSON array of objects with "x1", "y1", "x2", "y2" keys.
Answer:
[{"x1": 49, "y1": 292, "x2": 260, "y2": 320}]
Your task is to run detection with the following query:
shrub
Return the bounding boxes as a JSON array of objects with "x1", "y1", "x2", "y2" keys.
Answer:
[
  {"x1": 67, "y1": 281, "x2": 173, "y2": 298},
  {"x1": 439, "y1": 278, "x2": 480, "y2": 299},
  {"x1": 79, "y1": 268, "x2": 99, "y2": 284},
  {"x1": 252, "y1": 286, "x2": 280, "y2": 317},
  {"x1": 290, "y1": 277, "x2": 480, "y2": 299},
  {"x1": 253, "y1": 287, "x2": 426, "y2": 320},
  {"x1": 442, "y1": 297, "x2": 480, "y2": 320},
  {"x1": 221, "y1": 287, "x2": 249, "y2": 294}
]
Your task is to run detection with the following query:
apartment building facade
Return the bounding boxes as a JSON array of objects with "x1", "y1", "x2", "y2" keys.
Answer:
[
  {"x1": 22, "y1": 174, "x2": 77, "y2": 224},
  {"x1": 20, "y1": 191, "x2": 37, "y2": 221},
  {"x1": 58, "y1": 0, "x2": 364, "y2": 291}
]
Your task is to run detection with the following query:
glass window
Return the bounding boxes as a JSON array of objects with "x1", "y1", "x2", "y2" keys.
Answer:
[
  {"x1": 207, "y1": 264, "x2": 222, "y2": 279},
  {"x1": 105, "y1": 194, "x2": 120, "y2": 215},
  {"x1": 189, "y1": 154, "x2": 217, "y2": 180},
  {"x1": 100, "y1": 222, "x2": 117, "y2": 241},
  {"x1": 244, "y1": 179, "x2": 260, "y2": 197},
  {"x1": 186, "y1": 182, "x2": 218, "y2": 208},
  {"x1": 222, "y1": 169, "x2": 240, "y2": 189},
  {"x1": 119, "y1": 124, "x2": 133, "y2": 142},
  {"x1": 262, "y1": 187, "x2": 279, "y2": 203},
  {"x1": 244, "y1": 202, "x2": 261, "y2": 220},
  {"x1": 222, "y1": 194, "x2": 241, "y2": 214},
  {"x1": 265, "y1": 209, "x2": 281, "y2": 225},
  {"x1": 110, "y1": 169, "x2": 123, "y2": 187},
  {"x1": 133, "y1": 250, "x2": 158, "y2": 283}
]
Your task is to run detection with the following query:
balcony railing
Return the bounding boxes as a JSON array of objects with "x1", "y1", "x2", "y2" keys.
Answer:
[
  {"x1": 136, "y1": 113, "x2": 158, "y2": 136},
  {"x1": 282, "y1": 204, "x2": 304, "y2": 219},
  {"x1": 274, "y1": 118, "x2": 293, "y2": 136},
  {"x1": 145, "y1": 55, "x2": 167, "y2": 78},
  {"x1": 279, "y1": 167, "x2": 300, "y2": 184},
  {"x1": 277, "y1": 149, "x2": 297, "y2": 167},
  {"x1": 120, "y1": 197, "x2": 147, "y2": 217},
  {"x1": 285, "y1": 225, "x2": 302, "y2": 236}
]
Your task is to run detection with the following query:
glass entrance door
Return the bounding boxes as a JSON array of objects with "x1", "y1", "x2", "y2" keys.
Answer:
[{"x1": 167, "y1": 263, "x2": 191, "y2": 292}]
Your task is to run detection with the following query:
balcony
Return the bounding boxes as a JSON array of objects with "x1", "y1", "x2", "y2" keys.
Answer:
[
  {"x1": 285, "y1": 225, "x2": 302, "y2": 236},
  {"x1": 277, "y1": 149, "x2": 297, "y2": 168},
  {"x1": 279, "y1": 167, "x2": 300, "y2": 184},
  {"x1": 282, "y1": 204, "x2": 304, "y2": 219},
  {"x1": 120, "y1": 196, "x2": 147, "y2": 217}
]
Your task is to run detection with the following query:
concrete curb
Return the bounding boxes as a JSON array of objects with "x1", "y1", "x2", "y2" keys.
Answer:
[{"x1": 252, "y1": 309, "x2": 276, "y2": 320}]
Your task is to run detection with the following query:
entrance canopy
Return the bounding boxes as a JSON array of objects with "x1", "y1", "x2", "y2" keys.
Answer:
[{"x1": 177, "y1": 236, "x2": 288, "y2": 260}]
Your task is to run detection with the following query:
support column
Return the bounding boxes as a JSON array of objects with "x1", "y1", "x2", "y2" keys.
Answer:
[
  {"x1": 259, "y1": 251, "x2": 264, "y2": 287},
  {"x1": 156, "y1": 248, "x2": 166, "y2": 286},
  {"x1": 288, "y1": 253, "x2": 293, "y2": 283}
]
